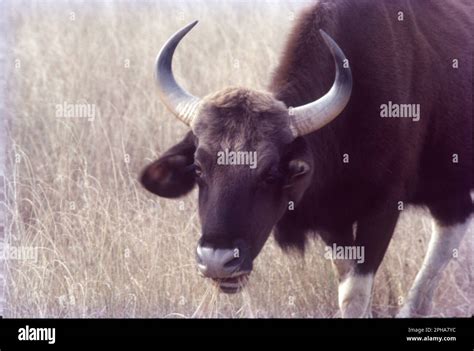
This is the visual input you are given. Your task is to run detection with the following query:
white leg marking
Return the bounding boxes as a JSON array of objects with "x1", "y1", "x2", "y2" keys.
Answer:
[
  {"x1": 397, "y1": 220, "x2": 470, "y2": 317},
  {"x1": 338, "y1": 272, "x2": 374, "y2": 318}
]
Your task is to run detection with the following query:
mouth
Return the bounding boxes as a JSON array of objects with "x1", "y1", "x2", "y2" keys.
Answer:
[{"x1": 212, "y1": 273, "x2": 250, "y2": 294}]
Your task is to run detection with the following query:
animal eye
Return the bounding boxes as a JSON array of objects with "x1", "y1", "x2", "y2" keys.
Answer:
[
  {"x1": 261, "y1": 169, "x2": 281, "y2": 185},
  {"x1": 264, "y1": 174, "x2": 277, "y2": 184}
]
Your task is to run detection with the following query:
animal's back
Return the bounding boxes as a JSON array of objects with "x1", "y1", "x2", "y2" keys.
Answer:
[{"x1": 271, "y1": 0, "x2": 473, "y2": 228}]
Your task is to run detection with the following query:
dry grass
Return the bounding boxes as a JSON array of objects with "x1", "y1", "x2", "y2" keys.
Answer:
[{"x1": 3, "y1": 0, "x2": 473, "y2": 318}]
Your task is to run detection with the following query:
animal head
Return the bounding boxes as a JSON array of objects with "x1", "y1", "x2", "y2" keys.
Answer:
[{"x1": 140, "y1": 21, "x2": 352, "y2": 293}]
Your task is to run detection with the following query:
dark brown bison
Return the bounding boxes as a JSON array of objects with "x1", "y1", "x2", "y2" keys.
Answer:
[{"x1": 140, "y1": 0, "x2": 473, "y2": 317}]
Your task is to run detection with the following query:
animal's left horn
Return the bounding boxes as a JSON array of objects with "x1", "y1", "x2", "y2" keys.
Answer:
[
  {"x1": 155, "y1": 20, "x2": 201, "y2": 127},
  {"x1": 289, "y1": 30, "x2": 352, "y2": 137}
]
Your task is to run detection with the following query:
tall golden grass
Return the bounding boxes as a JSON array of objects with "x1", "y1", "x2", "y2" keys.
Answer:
[{"x1": 4, "y1": 0, "x2": 472, "y2": 317}]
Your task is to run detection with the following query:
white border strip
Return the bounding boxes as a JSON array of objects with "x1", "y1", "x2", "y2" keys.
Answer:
[{"x1": 0, "y1": 0, "x2": 9, "y2": 318}]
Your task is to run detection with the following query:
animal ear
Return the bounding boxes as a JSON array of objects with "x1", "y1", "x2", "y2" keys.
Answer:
[
  {"x1": 283, "y1": 157, "x2": 313, "y2": 203},
  {"x1": 285, "y1": 159, "x2": 311, "y2": 188},
  {"x1": 287, "y1": 160, "x2": 311, "y2": 182},
  {"x1": 282, "y1": 138, "x2": 314, "y2": 202},
  {"x1": 140, "y1": 132, "x2": 196, "y2": 198}
]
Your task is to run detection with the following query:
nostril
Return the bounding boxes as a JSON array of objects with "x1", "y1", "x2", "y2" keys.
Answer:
[
  {"x1": 223, "y1": 254, "x2": 242, "y2": 269},
  {"x1": 195, "y1": 245, "x2": 247, "y2": 278}
]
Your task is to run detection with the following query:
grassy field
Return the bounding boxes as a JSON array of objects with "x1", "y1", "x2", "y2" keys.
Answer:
[{"x1": 4, "y1": 0, "x2": 473, "y2": 318}]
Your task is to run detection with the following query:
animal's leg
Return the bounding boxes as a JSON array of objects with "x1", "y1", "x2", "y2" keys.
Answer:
[
  {"x1": 397, "y1": 192, "x2": 472, "y2": 317},
  {"x1": 397, "y1": 220, "x2": 470, "y2": 317},
  {"x1": 323, "y1": 226, "x2": 363, "y2": 317},
  {"x1": 337, "y1": 206, "x2": 399, "y2": 318}
]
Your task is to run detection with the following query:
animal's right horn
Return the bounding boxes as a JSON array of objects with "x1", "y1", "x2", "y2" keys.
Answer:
[{"x1": 155, "y1": 20, "x2": 201, "y2": 127}]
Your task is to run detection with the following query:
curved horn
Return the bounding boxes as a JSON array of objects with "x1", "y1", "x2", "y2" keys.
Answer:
[
  {"x1": 155, "y1": 20, "x2": 201, "y2": 127},
  {"x1": 289, "y1": 30, "x2": 352, "y2": 137}
]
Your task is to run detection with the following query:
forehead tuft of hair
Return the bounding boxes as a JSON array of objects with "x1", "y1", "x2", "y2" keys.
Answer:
[
  {"x1": 194, "y1": 87, "x2": 293, "y2": 152},
  {"x1": 203, "y1": 87, "x2": 286, "y2": 114},
  {"x1": 194, "y1": 87, "x2": 294, "y2": 152}
]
